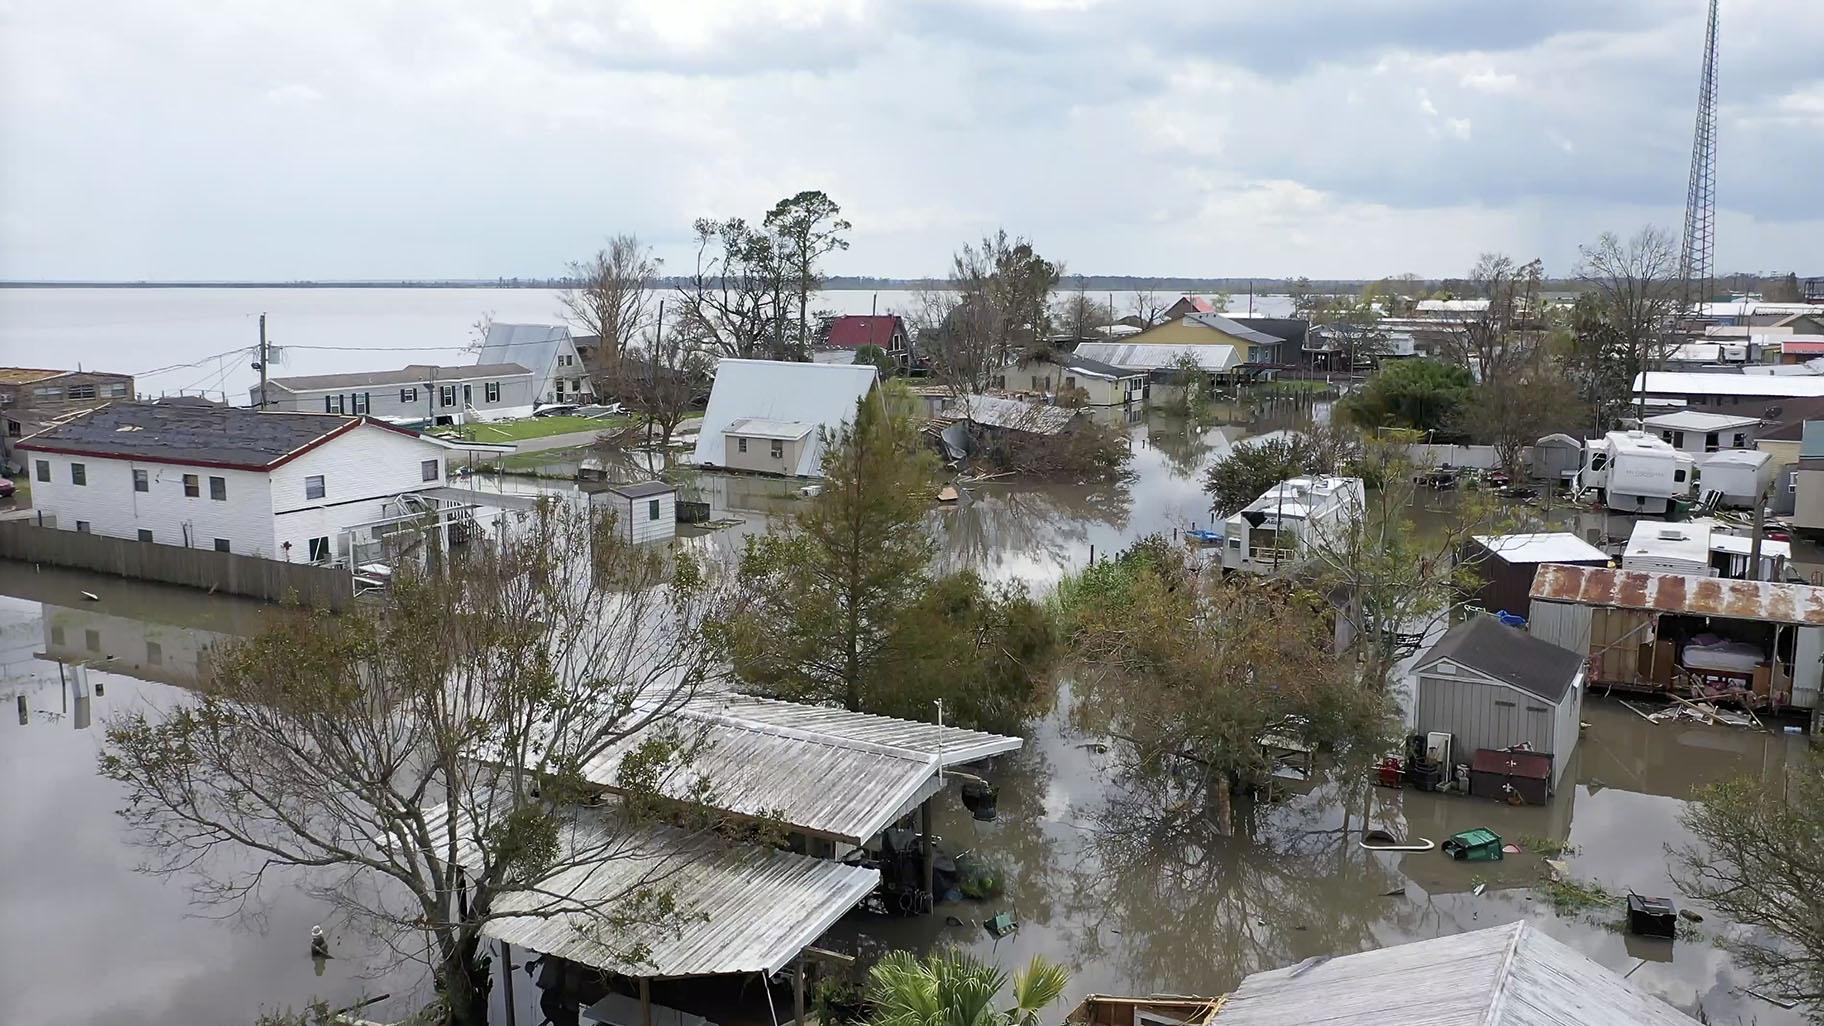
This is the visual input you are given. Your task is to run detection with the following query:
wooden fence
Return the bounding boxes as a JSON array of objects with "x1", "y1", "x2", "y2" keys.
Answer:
[{"x1": 0, "y1": 520, "x2": 355, "y2": 610}]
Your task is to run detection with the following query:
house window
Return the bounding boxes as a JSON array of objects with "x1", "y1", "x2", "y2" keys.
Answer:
[
  {"x1": 353, "y1": 392, "x2": 370, "y2": 415},
  {"x1": 440, "y1": 385, "x2": 455, "y2": 407},
  {"x1": 1704, "y1": 431, "x2": 1719, "y2": 452},
  {"x1": 648, "y1": 498, "x2": 661, "y2": 521},
  {"x1": 68, "y1": 384, "x2": 97, "y2": 400},
  {"x1": 137, "y1": 529, "x2": 153, "y2": 543},
  {"x1": 183, "y1": 474, "x2": 199, "y2": 497},
  {"x1": 421, "y1": 458, "x2": 439, "y2": 482},
  {"x1": 103, "y1": 382, "x2": 128, "y2": 398},
  {"x1": 70, "y1": 462, "x2": 86, "y2": 486},
  {"x1": 1065, "y1": 376, "x2": 1078, "y2": 390},
  {"x1": 147, "y1": 641, "x2": 163, "y2": 666},
  {"x1": 1666, "y1": 431, "x2": 1681, "y2": 446},
  {"x1": 33, "y1": 386, "x2": 62, "y2": 400},
  {"x1": 133, "y1": 469, "x2": 148, "y2": 492},
  {"x1": 307, "y1": 536, "x2": 330, "y2": 563},
  {"x1": 1733, "y1": 432, "x2": 1746, "y2": 448},
  {"x1": 738, "y1": 437, "x2": 748, "y2": 453},
  {"x1": 770, "y1": 439, "x2": 784, "y2": 459},
  {"x1": 209, "y1": 476, "x2": 227, "y2": 500},
  {"x1": 401, "y1": 387, "x2": 418, "y2": 403},
  {"x1": 75, "y1": 520, "x2": 90, "y2": 534},
  {"x1": 214, "y1": 538, "x2": 231, "y2": 552},
  {"x1": 34, "y1": 460, "x2": 48, "y2": 482},
  {"x1": 305, "y1": 475, "x2": 325, "y2": 500},
  {"x1": 485, "y1": 381, "x2": 500, "y2": 403}
]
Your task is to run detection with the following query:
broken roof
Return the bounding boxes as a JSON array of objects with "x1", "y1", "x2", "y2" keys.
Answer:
[
  {"x1": 1414, "y1": 615, "x2": 1586, "y2": 704},
  {"x1": 1470, "y1": 532, "x2": 1608, "y2": 565},
  {"x1": 1185, "y1": 311, "x2": 1285, "y2": 346},
  {"x1": 1055, "y1": 351, "x2": 1142, "y2": 380},
  {"x1": 15, "y1": 402, "x2": 373, "y2": 470},
  {"x1": 269, "y1": 363, "x2": 530, "y2": 392},
  {"x1": 1213, "y1": 920, "x2": 1699, "y2": 1026},
  {"x1": 940, "y1": 394, "x2": 1079, "y2": 435},
  {"x1": 1531, "y1": 563, "x2": 1824, "y2": 626},
  {"x1": 0, "y1": 367, "x2": 66, "y2": 385}
]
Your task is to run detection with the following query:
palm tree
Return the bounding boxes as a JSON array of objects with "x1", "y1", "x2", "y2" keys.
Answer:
[{"x1": 865, "y1": 949, "x2": 1070, "y2": 1026}]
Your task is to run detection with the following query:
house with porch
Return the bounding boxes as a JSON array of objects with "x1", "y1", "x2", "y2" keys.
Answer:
[{"x1": 476, "y1": 323, "x2": 594, "y2": 406}]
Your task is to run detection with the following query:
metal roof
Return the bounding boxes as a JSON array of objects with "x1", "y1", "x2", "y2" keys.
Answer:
[
  {"x1": 269, "y1": 363, "x2": 530, "y2": 392},
  {"x1": 420, "y1": 801, "x2": 878, "y2": 979},
  {"x1": 1471, "y1": 532, "x2": 1607, "y2": 565},
  {"x1": 710, "y1": 695, "x2": 1025, "y2": 766},
  {"x1": 1641, "y1": 410, "x2": 1761, "y2": 432},
  {"x1": 1072, "y1": 341, "x2": 1240, "y2": 373},
  {"x1": 1414, "y1": 615, "x2": 1586, "y2": 704},
  {"x1": 477, "y1": 323, "x2": 574, "y2": 377},
  {"x1": 15, "y1": 401, "x2": 368, "y2": 469},
  {"x1": 1635, "y1": 371, "x2": 1824, "y2": 398},
  {"x1": 1213, "y1": 920, "x2": 1700, "y2": 1026},
  {"x1": 725, "y1": 417, "x2": 815, "y2": 440},
  {"x1": 1185, "y1": 312, "x2": 1284, "y2": 346},
  {"x1": 600, "y1": 479, "x2": 675, "y2": 499},
  {"x1": 1530, "y1": 563, "x2": 1824, "y2": 626},
  {"x1": 1057, "y1": 351, "x2": 1142, "y2": 380},
  {"x1": 694, "y1": 359, "x2": 877, "y2": 476},
  {"x1": 1701, "y1": 448, "x2": 1771, "y2": 467},
  {"x1": 941, "y1": 394, "x2": 1079, "y2": 435}
]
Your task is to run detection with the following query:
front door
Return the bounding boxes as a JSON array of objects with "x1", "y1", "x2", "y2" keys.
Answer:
[{"x1": 463, "y1": 383, "x2": 472, "y2": 409}]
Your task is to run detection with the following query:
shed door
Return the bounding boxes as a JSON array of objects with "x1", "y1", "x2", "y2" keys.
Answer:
[
  {"x1": 1487, "y1": 695, "x2": 1525, "y2": 750},
  {"x1": 1524, "y1": 702, "x2": 1555, "y2": 753}
]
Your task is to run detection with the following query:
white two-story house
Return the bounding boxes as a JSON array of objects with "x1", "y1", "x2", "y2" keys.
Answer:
[
  {"x1": 17, "y1": 402, "x2": 507, "y2": 562},
  {"x1": 477, "y1": 324, "x2": 595, "y2": 406}
]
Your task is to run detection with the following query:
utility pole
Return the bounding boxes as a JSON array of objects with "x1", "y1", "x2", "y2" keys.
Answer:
[{"x1": 256, "y1": 312, "x2": 269, "y2": 409}]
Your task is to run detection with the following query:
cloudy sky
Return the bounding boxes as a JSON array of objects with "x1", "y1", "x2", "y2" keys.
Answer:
[{"x1": 2, "y1": 0, "x2": 1819, "y2": 281}]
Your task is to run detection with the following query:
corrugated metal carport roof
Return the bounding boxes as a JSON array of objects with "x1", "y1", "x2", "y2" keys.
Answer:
[{"x1": 1530, "y1": 563, "x2": 1824, "y2": 626}]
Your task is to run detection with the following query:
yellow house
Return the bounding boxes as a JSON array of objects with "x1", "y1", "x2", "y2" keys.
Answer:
[{"x1": 1128, "y1": 312, "x2": 1285, "y2": 365}]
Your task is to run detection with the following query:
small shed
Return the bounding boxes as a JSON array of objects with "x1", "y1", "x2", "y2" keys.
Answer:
[
  {"x1": 587, "y1": 479, "x2": 676, "y2": 544},
  {"x1": 1699, "y1": 448, "x2": 1776, "y2": 507},
  {"x1": 1463, "y1": 532, "x2": 1609, "y2": 620},
  {"x1": 1411, "y1": 616, "x2": 1586, "y2": 790},
  {"x1": 1529, "y1": 432, "x2": 1582, "y2": 482}
]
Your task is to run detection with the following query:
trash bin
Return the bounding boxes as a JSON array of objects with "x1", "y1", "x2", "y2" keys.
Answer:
[
  {"x1": 1627, "y1": 894, "x2": 1677, "y2": 938},
  {"x1": 1442, "y1": 828, "x2": 1504, "y2": 862}
]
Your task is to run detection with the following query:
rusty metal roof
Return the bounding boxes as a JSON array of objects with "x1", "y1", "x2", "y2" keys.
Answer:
[{"x1": 1529, "y1": 563, "x2": 1824, "y2": 626}]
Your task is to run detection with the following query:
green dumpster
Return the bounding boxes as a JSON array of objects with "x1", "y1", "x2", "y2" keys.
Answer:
[{"x1": 1442, "y1": 828, "x2": 1504, "y2": 862}]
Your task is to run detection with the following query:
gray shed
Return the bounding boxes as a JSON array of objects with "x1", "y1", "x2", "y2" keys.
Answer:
[
  {"x1": 1411, "y1": 615, "x2": 1586, "y2": 790},
  {"x1": 1529, "y1": 432, "x2": 1582, "y2": 482}
]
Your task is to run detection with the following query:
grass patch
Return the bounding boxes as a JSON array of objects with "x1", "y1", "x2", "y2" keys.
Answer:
[
  {"x1": 1538, "y1": 875, "x2": 1621, "y2": 915},
  {"x1": 498, "y1": 444, "x2": 594, "y2": 474},
  {"x1": 1520, "y1": 836, "x2": 1580, "y2": 858},
  {"x1": 447, "y1": 415, "x2": 624, "y2": 442}
]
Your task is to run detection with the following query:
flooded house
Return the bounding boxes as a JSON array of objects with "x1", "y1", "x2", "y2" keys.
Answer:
[
  {"x1": 997, "y1": 350, "x2": 1146, "y2": 407},
  {"x1": 1573, "y1": 430, "x2": 1696, "y2": 514},
  {"x1": 1642, "y1": 409, "x2": 1760, "y2": 455},
  {"x1": 1217, "y1": 476, "x2": 1363, "y2": 575},
  {"x1": 1698, "y1": 448, "x2": 1777, "y2": 507},
  {"x1": 1528, "y1": 563, "x2": 1824, "y2": 712},
  {"x1": 692, "y1": 359, "x2": 877, "y2": 477},
  {"x1": 1462, "y1": 532, "x2": 1610, "y2": 621},
  {"x1": 1069, "y1": 341, "x2": 1242, "y2": 407},
  {"x1": 1410, "y1": 615, "x2": 1586, "y2": 797},
  {"x1": 255, "y1": 362, "x2": 536, "y2": 424}
]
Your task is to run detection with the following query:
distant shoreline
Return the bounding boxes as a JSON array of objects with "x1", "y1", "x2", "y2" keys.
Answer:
[{"x1": 0, "y1": 277, "x2": 1348, "y2": 291}]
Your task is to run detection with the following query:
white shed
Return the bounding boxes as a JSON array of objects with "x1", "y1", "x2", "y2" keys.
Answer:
[
  {"x1": 1698, "y1": 448, "x2": 1776, "y2": 507},
  {"x1": 588, "y1": 480, "x2": 676, "y2": 544}
]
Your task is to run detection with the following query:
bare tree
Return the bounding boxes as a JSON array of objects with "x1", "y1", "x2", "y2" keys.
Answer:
[
  {"x1": 763, "y1": 191, "x2": 851, "y2": 355},
  {"x1": 675, "y1": 217, "x2": 784, "y2": 360},
  {"x1": 1436, "y1": 253, "x2": 1545, "y2": 386},
  {"x1": 98, "y1": 503, "x2": 731, "y2": 1026},
  {"x1": 1053, "y1": 281, "x2": 1113, "y2": 340},
  {"x1": 605, "y1": 307, "x2": 712, "y2": 451},
  {"x1": 1128, "y1": 290, "x2": 1171, "y2": 327},
  {"x1": 1576, "y1": 226, "x2": 1681, "y2": 416},
  {"x1": 921, "y1": 231, "x2": 1061, "y2": 394},
  {"x1": 561, "y1": 235, "x2": 661, "y2": 368}
]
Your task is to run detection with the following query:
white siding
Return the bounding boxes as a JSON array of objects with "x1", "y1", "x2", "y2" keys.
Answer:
[
  {"x1": 1795, "y1": 627, "x2": 1824, "y2": 708},
  {"x1": 268, "y1": 425, "x2": 452, "y2": 560},
  {"x1": 592, "y1": 490, "x2": 675, "y2": 544},
  {"x1": 1527, "y1": 600, "x2": 1592, "y2": 654},
  {"x1": 26, "y1": 452, "x2": 276, "y2": 554}
]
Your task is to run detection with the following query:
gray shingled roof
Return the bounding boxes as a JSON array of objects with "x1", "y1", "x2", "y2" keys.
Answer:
[
  {"x1": 17, "y1": 402, "x2": 358, "y2": 469},
  {"x1": 269, "y1": 363, "x2": 530, "y2": 392},
  {"x1": 1187, "y1": 312, "x2": 1285, "y2": 346},
  {"x1": 477, "y1": 324, "x2": 571, "y2": 375},
  {"x1": 1415, "y1": 615, "x2": 1585, "y2": 703},
  {"x1": 602, "y1": 480, "x2": 675, "y2": 498},
  {"x1": 1058, "y1": 351, "x2": 1141, "y2": 379}
]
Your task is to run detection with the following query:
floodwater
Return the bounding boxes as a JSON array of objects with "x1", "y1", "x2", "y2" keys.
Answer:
[{"x1": 0, "y1": 396, "x2": 1811, "y2": 1025}]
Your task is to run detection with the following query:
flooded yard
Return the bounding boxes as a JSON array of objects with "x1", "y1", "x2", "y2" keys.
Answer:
[{"x1": 0, "y1": 397, "x2": 1811, "y2": 1025}]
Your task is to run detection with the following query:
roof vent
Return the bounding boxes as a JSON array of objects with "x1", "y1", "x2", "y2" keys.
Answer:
[{"x1": 1656, "y1": 529, "x2": 1686, "y2": 541}]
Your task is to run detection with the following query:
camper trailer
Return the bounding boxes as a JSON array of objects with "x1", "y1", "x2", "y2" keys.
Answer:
[
  {"x1": 1697, "y1": 448, "x2": 1776, "y2": 508},
  {"x1": 1219, "y1": 476, "x2": 1365, "y2": 575},
  {"x1": 1574, "y1": 431, "x2": 1697, "y2": 514},
  {"x1": 1621, "y1": 519, "x2": 1790, "y2": 582}
]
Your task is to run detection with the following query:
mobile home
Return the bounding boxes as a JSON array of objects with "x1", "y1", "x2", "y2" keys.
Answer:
[{"x1": 1698, "y1": 448, "x2": 1776, "y2": 507}]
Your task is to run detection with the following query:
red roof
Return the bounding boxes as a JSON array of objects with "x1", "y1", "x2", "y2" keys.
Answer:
[
  {"x1": 1182, "y1": 296, "x2": 1214, "y2": 313},
  {"x1": 826, "y1": 315, "x2": 905, "y2": 349},
  {"x1": 1782, "y1": 341, "x2": 1824, "y2": 356}
]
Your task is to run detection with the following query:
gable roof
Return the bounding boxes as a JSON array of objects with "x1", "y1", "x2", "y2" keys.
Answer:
[
  {"x1": 1056, "y1": 351, "x2": 1141, "y2": 379},
  {"x1": 1074, "y1": 341, "x2": 1241, "y2": 373},
  {"x1": 1213, "y1": 920, "x2": 1699, "y2": 1026},
  {"x1": 269, "y1": 363, "x2": 531, "y2": 392},
  {"x1": 826, "y1": 315, "x2": 906, "y2": 348},
  {"x1": 1414, "y1": 615, "x2": 1585, "y2": 703},
  {"x1": 13, "y1": 401, "x2": 389, "y2": 470},
  {"x1": 477, "y1": 323, "x2": 574, "y2": 377},
  {"x1": 1186, "y1": 311, "x2": 1285, "y2": 345},
  {"x1": 693, "y1": 359, "x2": 877, "y2": 476}
]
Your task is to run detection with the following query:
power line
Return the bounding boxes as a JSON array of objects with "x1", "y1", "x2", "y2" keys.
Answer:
[{"x1": 133, "y1": 345, "x2": 257, "y2": 379}]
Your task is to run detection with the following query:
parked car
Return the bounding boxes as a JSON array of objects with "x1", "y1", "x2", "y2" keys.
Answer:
[{"x1": 0, "y1": 477, "x2": 14, "y2": 499}]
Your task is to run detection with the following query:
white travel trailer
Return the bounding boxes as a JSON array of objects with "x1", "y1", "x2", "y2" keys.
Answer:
[
  {"x1": 1697, "y1": 448, "x2": 1777, "y2": 508},
  {"x1": 1573, "y1": 431, "x2": 1697, "y2": 515},
  {"x1": 1219, "y1": 476, "x2": 1365, "y2": 575}
]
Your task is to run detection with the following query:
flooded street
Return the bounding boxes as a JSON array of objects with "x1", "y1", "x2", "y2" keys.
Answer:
[{"x1": 0, "y1": 397, "x2": 1812, "y2": 1025}]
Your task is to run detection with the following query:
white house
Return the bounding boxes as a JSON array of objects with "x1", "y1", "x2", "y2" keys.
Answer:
[
  {"x1": 17, "y1": 402, "x2": 509, "y2": 563},
  {"x1": 584, "y1": 480, "x2": 676, "y2": 544},
  {"x1": 693, "y1": 360, "x2": 877, "y2": 477},
  {"x1": 256, "y1": 363, "x2": 537, "y2": 424},
  {"x1": 1641, "y1": 410, "x2": 1760, "y2": 455},
  {"x1": 476, "y1": 324, "x2": 594, "y2": 407},
  {"x1": 996, "y1": 351, "x2": 1145, "y2": 406}
]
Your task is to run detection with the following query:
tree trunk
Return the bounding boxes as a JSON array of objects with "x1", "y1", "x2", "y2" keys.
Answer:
[{"x1": 441, "y1": 933, "x2": 490, "y2": 1026}]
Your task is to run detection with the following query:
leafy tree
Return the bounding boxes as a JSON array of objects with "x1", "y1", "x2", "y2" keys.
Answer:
[
  {"x1": 915, "y1": 231, "x2": 1062, "y2": 393},
  {"x1": 1454, "y1": 362, "x2": 1589, "y2": 477},
  {"x1": 1674, "y1": 752, "x2": 1824, "y2": 1018},
  {"x1": 854, "y1": 343, "x2": 897, "y2": 376},
  {"x1": 1765, "y1": 272, "x2": 1804, "y2": 303},
  {"x1": 866, "y1": 949, "x2": 1069, "y2": 1026},
  {"x1": 1202, "y1": 428, "x2": 1355, "y2": 518},
  {"x1": 1560, "y1": 292, "x2": 1633, "y2": 432},
  {"x1": 765, "y1": 191, "x2": 851, "y2": 355},
  {"x1": 719, "y1": 392, "x2": 1055, "y2": 728},
  {"x1": 100, "y1": 503, "x2": 729, "y2": 1026},
  {"x1": 1058, "y1": 538, "x2": 1393, "y2": 834},
  {"x1": 1339, "y1": 358, "x2": 1473, "y2": 433}
]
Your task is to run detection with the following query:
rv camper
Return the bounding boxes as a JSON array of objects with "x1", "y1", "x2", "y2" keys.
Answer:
[
  {"x1": 1218, "y1": 476, "x2": 1365, "y2": 575},
  {"x1": 1574, "y1": 431, "x2": 1697, "y2": 515}
]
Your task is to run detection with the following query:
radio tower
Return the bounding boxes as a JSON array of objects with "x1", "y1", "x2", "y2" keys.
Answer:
[{"x1": 1679, "y1": 0, "x2": 1720, "y2": 314}]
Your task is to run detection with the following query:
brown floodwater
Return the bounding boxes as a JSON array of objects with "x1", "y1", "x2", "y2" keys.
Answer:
[{"x1": 0, "y1": 400, "x2": 1811, "y2": 1025}]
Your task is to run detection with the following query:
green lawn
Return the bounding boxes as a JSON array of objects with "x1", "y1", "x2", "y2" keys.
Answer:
[
  {"x1": 441, "y1": 415, "x2": 623, "y2": 442},
  {"x1": 498, "y1": 443, "x2": 594, "y2": 474}
]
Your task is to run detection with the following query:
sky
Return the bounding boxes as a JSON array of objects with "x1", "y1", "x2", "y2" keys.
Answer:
[{"x1": 2, "y1": 0, "x2": 1820, "y2": 282}]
